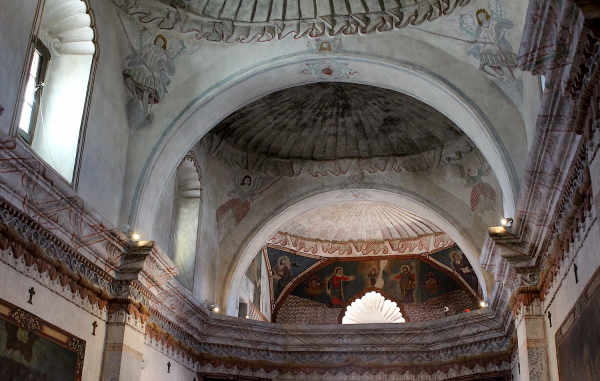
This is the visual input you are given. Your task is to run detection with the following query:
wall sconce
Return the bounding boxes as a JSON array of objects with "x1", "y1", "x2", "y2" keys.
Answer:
[
  {"x1": 209, "y1": 304, "x2": 219, "y2": 313},
  {"x1": 500, "y1": 217, "x2": 513, "y2": 227}
]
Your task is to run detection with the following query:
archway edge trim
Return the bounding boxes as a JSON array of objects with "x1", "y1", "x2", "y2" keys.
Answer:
[{"x1": 225, "y1": 188, "x2": 489, "y2": 316}]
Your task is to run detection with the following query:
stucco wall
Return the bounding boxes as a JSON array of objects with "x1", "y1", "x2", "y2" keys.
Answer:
[{"x1": 0, "y1": 261, "x2": 106, "y2": 381}]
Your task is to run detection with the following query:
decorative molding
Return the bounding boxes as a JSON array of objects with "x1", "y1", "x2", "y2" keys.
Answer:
[
  {"x1": 203, "y1": 133, "x2": 478, "y2": 178},
  {"x1": 268, "y1": 232, "x2": 454, "y2": 258},
  {"x1": 112, "y1": 0, "x2": 471, "y2": 44}
]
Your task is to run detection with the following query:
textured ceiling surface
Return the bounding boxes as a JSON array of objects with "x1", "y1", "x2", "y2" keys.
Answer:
[
  {"x1": 279, "y1": 201, "x2": 443, "y2": 243},
  {"x1": 210, "y1": 83, "x2": 466, "y2": 161}
]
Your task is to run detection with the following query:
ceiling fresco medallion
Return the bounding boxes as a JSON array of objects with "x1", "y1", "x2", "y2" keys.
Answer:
[{"x1": 300, "y1": 60, "x2": 358, "y2": 80}]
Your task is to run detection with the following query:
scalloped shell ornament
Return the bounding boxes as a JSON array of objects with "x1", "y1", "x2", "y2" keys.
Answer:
[{"x1": 342, "y1": 291, "x2": 405, "y2": 324}]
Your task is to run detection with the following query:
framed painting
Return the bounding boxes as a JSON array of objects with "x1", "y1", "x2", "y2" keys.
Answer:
[
  {"x1": 556, "y1": 265, "x2": 600, "y2": 381},
  {"x1": 0, "y1": 298, "x2": 85, "y2": 381}
]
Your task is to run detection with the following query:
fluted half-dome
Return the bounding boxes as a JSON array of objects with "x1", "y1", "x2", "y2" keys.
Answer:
[
  {"x1": 210, "y1": 83, "x2": 466, "y2": 161},
  {"x1": 279, "y1": 201, "x2": 442, "y2": 243},
  {"x1": 342, "y1": 291, "x2": 405, "y2": 324}
]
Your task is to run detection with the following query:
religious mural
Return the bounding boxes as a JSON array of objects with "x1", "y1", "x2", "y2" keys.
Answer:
[
  {"x1": 273, "y1": 256, "x2": 472, "y2": 311},
  {"x1": 118, "y1": 16, "x2": 201, "y2": 128},
  {"x1": 430, "y1": 247, "x2": 481, "y2": 294},
  {"x1": 266, "y1": 247, "x2": 320, "y2": 303},
  {"x1": 244, "y1": 252, "x2": 263, "y2": 308},
  {"x1": 0, "y1": 299, "x2": 84, "y2": 381}
]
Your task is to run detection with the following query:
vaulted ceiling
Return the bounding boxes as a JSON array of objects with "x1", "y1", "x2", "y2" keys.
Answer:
[{"x1": 210, "y1": 82, "x2": 467, "y2": 161}]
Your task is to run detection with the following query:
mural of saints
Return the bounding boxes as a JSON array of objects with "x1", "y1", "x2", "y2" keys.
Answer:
[
  {"x1": 394, "y1": 266, "x2": 416, "y2": 304},
  {"x1": 450, "y1": 251, "x2": 479, "y2": 292},
  {"x1": 449, "y1": 0, "x2": 517, "y2": 82},
  {"x1": 325, "y1": 267, "x2": 355, "y2": 307}
]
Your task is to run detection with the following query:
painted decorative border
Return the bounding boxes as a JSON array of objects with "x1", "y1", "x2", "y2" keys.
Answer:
[{"x1": 0, "y1": 297, "x2": 86, "y2": 380}]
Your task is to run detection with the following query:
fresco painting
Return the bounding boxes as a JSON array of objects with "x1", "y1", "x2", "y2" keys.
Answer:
[
  {"x1": 266, "y1": 247, "x2": 320, "y2": 302},
  {"x1": 288, "y1": 258, "x2": 464, "y2": 308},
  {"x1": 431, "y1": 247, "x2": 480, "y2": 293},
  {"x1": 0, "y1": 299, "x2": 84, "y2": 381}
]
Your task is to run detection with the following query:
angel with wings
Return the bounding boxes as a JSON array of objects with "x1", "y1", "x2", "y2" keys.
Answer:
[
  {"x1": 449, "y1": 0, "x2": 517, "y2": 82},
  {"x1": 122, "y1": 25, "x2": 197, "y2": 118}
]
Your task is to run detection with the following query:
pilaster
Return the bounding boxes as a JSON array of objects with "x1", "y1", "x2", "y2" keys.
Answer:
[
  {"x1": 515, "y1": 296, "x2": 550, "y2": 381},
  {"x1": 100, "y1": 241, "x2": 153, "y2": 381}
]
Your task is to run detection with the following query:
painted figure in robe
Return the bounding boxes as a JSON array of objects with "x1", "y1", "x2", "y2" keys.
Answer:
[
  {"x1": 123, "y1": 34, "x2": 175, "y2": 118},
  {"x1": 395, "y1": 266, "x2": 415, "y2": 304},
  {"x1": 450, "y1": 251, "x2": 479, "y2": 292},
  {"x1": 326, "y1": 267, "x2": 355, "y2": 306}
]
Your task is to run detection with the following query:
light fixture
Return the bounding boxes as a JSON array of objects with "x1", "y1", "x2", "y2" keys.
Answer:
[
  {"x1": 500, "y1": 217, "x2": 513, "y2": 227},
  {"x1": 480, "y1": 301, "x2": 486, "y2": 308},
  {"x1": 131, "y1": 233, "x2": 140, "y2": 240},
  {"x1": 245, "y1": 315, "x2": 250, "y2": 319},
  {"x1": 209, "y1": 304, "x2": 219, "y2": 313}
]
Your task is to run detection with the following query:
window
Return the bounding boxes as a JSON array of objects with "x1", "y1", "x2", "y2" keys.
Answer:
[
  {"x1": 18, "y1": 39, "x2": 50, "y2": 143},
  {"x1": 15, "y1": 0, "x2": 96, "y2": 185}
]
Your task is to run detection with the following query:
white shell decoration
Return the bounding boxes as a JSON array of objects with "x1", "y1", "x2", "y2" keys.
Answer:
[{"x1": 342, "y1": 291, "x2": 405, "y2": 324}]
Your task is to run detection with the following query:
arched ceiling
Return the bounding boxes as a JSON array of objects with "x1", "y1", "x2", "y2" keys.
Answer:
[
  {"x1": 210, "y1": 82, "x2": 467, "y2": 161},
  {"x1": 279, "y1": 201, "x2": 442, "y2": 243}
]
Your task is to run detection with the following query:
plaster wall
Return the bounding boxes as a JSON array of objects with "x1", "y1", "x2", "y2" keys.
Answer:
[
  {"x1": 141, "y1": 345, "x2": 197, "y2": 381},
  {"x1": 0, "y1": 260, "x2": 107, "y2": 381},
  {"x1": 542, "y1": 218, "x2": 600, "y2": 381},
  {"x1": 0, "y1": 0, "x2": 130, "y2": 226},
  {"x1": 0, "y1": 0, "x2": 40, "y2": 134},
  {"x1": 74, "y1": 0, "x2": 130, "y2": 226}
]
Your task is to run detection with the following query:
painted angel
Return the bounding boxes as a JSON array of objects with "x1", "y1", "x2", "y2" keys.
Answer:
[
  {"x1": 448, "y1": 0, "x2": 517, "y2": 82},
  {"x1": 122, "y1": 25, "x2": 197, "y2": 118}
]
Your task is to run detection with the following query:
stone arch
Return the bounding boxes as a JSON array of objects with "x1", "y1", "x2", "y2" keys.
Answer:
[
  {"x1": 129, "y1": 54, "x2": 522, "y2": 240},
  {"x1": 224, "y1": 189, "x2": 489, "y2": 316}
]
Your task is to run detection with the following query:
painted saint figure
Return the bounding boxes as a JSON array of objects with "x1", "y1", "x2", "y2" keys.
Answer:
[
  {"x1": 450, "y1": 251, "x2": 479, "y2": 292},
  {"x1": 271, "y1": 256, "x2": 299, "y2": 298},
  {"x1": 368, "y1": 268, "x2": 378, "y2": 287},
  {"x1": 325, "y1": 267, "x2": 355, "y2": 306},
  {"x1": 123, "y1": 34, "x2": 175, "y2": 118},
  {"x1": 394, "y1": 266, "x2": 415, "y2": 304}
]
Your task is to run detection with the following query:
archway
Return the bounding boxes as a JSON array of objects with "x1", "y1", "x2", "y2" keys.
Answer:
[
  {"x1": 224, "y1": 188, "x2": 489, "y2": 316},
  {"x1": 126, "y1": 53, "x2": 521, "y2": 239}
]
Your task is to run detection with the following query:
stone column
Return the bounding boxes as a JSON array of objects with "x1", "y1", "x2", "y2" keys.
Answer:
[
  {"x1": 101, "y1": 241, "x2": 153, "y2": 381},
  {"x1": 514, "y1": 294, "x2": 550, "y2": 381}
]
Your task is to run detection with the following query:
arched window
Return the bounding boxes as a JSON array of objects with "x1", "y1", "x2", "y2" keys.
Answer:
[
  {"x1": 171, "y1": 151, "x2": 203, "y2": 291},
  {"x1": 16, "y1": 0, "x2": 97, "y2": 185}
]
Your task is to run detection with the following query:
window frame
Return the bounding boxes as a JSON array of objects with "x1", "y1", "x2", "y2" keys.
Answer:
[{"x1": 18, "y1": 37, "x2": 51, "y2": 144}]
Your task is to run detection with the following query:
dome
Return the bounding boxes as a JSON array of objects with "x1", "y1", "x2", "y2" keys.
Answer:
[
  {"x1": 209, "y1": 83, "x2": 466, "y2": 161},
  {"x1": 279, "y1": 201, "x2": 443, "y2": 243}
]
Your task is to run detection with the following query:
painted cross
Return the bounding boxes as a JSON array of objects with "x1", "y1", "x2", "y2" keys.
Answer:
[{"x1": 27, "y1": 287, "x2": 35, "y2": 304}]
